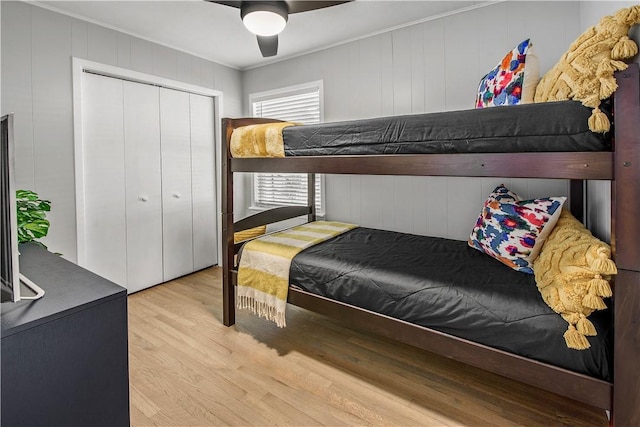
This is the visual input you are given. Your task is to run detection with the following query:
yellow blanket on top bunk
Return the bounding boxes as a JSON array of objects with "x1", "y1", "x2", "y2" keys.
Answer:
[
  {"x1": 230, "y1": 122, "x2": 297, "y2": 158},
  {"x1": 237, "y1": 221, "x2": 357, "y2": 327}
]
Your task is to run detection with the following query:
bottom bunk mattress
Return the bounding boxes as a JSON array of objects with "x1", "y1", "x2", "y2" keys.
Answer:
[{"x1": 288, "y1": 227, "x2": 612, "y2": 381}]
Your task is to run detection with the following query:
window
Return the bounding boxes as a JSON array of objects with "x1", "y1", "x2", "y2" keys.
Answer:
[{"x1": 250, "y1": 81, "x2": 324, "y2": 214}]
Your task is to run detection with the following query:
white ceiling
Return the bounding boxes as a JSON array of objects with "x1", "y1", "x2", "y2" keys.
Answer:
[{"x1": 37, "y1": 0, "x2": 487, "y2": 70}]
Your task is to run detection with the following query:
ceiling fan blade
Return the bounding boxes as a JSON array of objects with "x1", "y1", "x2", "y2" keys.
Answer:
[
  {"x1": 257, "y1": 35, "x2": 278, "y2": 57},
  {"x1": 287, "y1": 1, "x2": 352, "y2": 14},
  {"x1": 206, "y1": 1, "x2": 242, "y2": 8},
  {"x1": 206, "y1": 1, "x2": 353, "y2": 14}
]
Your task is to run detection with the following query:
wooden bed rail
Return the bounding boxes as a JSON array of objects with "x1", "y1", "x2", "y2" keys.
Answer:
[
  {"x1": 234, "y1": 206, "x2": 312, "y2": 232},
  {"x1": 287, "y1": 286, "x2": 613, "y2": 409},
  {"x1": 232, "y1": 206, "x2": 314, "y2": 254},
  {"x1": 230, "y1": 152, "x2": 613, "y2": 180}
]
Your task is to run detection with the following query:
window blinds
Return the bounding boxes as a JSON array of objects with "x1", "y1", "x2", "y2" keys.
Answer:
[
  {"x1": 252, "y1": 87, "x2": 322, "y2": 212},
  {"x1": 252, "y1": 91, "x2": 321, "y2": 124}
]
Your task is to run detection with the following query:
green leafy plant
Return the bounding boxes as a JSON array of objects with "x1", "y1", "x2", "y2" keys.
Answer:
[{"x1": 16, "y1": 189, "x2": 51, "y2": 247}]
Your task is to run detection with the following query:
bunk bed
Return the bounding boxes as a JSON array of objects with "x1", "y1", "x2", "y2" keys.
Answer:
[{"x1": 221, "y1": 64, "x2": 640, "y2": 425}]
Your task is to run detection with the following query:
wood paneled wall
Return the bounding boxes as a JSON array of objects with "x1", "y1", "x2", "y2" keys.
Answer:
[
  {"x1": 242, "y1": 1, "x2": 638, "y2": 242},
  {"x1": 0, "y1": 1, "x2": 242, "y2": 261}
]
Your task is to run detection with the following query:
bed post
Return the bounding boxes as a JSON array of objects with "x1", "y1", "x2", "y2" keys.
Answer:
[
  {"x1": 307, "y1": 173, "x2": 316, "y2": 222},
  {"x1": 221, "y1": 118, "x2": 235, "y2": 326},
  {"x1": 569, "y1": 180, "x2": 584, "y2": 223},
  {"x1": 612, "y1": 63, "x2": 640, "y2": 426}
]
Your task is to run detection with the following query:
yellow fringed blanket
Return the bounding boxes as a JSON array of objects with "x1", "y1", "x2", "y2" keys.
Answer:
[
  {"x1": 230, "y1": 122, "x2": 297, "y2": 158},
  {"x1": 237, "y1": 221, "x2": 358, "y2": 327}
]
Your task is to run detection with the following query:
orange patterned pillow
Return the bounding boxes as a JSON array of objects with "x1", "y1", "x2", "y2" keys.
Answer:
[{"x1": 476, "y1": 39, "x2": 539, "y2": 108}]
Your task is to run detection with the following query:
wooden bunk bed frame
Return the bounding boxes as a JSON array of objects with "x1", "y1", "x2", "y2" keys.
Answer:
[{"x1": 221, "y1": 64, "x2": 640, "y2": 425}]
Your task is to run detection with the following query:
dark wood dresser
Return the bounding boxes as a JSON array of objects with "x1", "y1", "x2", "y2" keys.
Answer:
[{"x1": 1, "y1": 243, "x2": 130, "y2": 427}]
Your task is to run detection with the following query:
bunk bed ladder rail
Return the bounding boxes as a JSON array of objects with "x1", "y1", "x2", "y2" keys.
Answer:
[
  {"x1": 221, "y1": 118, "x2": 317, "y2": 326},
  {"x1": 221, "y1": 118, "x2": 235, "y2": 326}
]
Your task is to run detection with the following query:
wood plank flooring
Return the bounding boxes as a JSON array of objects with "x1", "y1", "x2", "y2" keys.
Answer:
[{"x1": 128, "y1": 267, "x2": 608, "y2": 426}]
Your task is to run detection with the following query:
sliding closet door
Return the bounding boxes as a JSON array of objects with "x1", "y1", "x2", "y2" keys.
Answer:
[
  {"x1": 123, "y1": 81, "x2": 164, "y2": 292},
  {"x1": 160, "y1": 88, "x2": 194, "y2": 280},
  {"x1": 190, "y1": 93, "x2": 217, "y2": 270},
  {"x1": 80, "y1": 73, "x2": 127, "y2": 285},
  {"x1": 78, "y1": 70, "x2": 217, "y2": 290}
]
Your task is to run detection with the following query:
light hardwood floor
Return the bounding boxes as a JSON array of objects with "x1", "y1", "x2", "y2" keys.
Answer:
[{"x1": 128, "y1": 267, "x2": 608, "y2": 426}]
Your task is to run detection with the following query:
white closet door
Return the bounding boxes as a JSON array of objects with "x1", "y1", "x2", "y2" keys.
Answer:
[
  {"x1": 123, "y1": 81, "x2": 163, "y2": 292},
  {"x1": 160, "y1": 88, "x2": 194, "y2": 280},
  {"x1": 190, "y1": 93, "x2": 217, "y2": 270},
  {"x1": 80, "y1": 73, "x2": 127, "y2": 285}
]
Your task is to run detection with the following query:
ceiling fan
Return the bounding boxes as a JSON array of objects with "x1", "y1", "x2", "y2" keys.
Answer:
[{"x1": 208, "y1": 1, "x2": 353, "y2": 57}]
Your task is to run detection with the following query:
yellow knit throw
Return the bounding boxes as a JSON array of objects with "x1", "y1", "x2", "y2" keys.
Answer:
[
  {"x1": 533, "y1": 210, "x2": 616, "y2": 350},
  {"x1": 534, "y1": 5, "x2": 640, "y2": 133}
]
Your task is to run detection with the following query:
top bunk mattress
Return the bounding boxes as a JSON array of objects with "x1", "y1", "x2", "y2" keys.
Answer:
[{"x1": 281, "y1": 101, "x2": 611, "y2": 156}]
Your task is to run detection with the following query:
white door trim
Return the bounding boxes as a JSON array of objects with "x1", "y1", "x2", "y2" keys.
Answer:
[{"x1": 72, "y1": 57, "x2": 223, "y2": 267}]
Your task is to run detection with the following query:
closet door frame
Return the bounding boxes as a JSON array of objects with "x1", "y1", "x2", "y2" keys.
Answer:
[{"x1": 72, "y1": 58, "x2": 223, "y2": 268}]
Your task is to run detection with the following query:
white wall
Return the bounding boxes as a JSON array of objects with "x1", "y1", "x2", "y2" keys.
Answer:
[
  {"x1": 241, "y1": 1, "x2": 586, "y2": 241},
  {"x1": 1, "y1": 1, "x2": 243, "y2": 261}
]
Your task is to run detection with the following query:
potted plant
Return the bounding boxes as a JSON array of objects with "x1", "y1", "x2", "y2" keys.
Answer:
[{"x1": 16, "y1": 189, "x2": 51, "y2": 247}]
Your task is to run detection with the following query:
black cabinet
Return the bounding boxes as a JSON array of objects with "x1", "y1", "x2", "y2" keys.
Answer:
[{"x1": 1, "y1": 244, "x2": 130, "y2": 427}]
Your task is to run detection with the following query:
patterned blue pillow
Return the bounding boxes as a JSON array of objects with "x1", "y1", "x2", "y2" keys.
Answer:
[{"x1": 469, "y1": 185, "x2": 566, "y2": 274}]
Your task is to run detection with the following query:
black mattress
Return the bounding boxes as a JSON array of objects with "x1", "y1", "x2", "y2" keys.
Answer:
[
  {"x1": 282, "y1": 101, "x2": 611, "y2": 156},
  {"x1": 288, "y1": 227, "x2": 612, "y2": 381}
]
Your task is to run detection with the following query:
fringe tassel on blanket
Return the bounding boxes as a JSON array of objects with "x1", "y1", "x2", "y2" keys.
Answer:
[{"x1": 237, "y1": 294, "x2": 287, "y2": 328}]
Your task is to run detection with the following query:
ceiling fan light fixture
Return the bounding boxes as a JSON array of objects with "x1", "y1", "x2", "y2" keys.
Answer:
[{"x1": 241, "y1": 2, "x2": 288, "y2": 37}]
